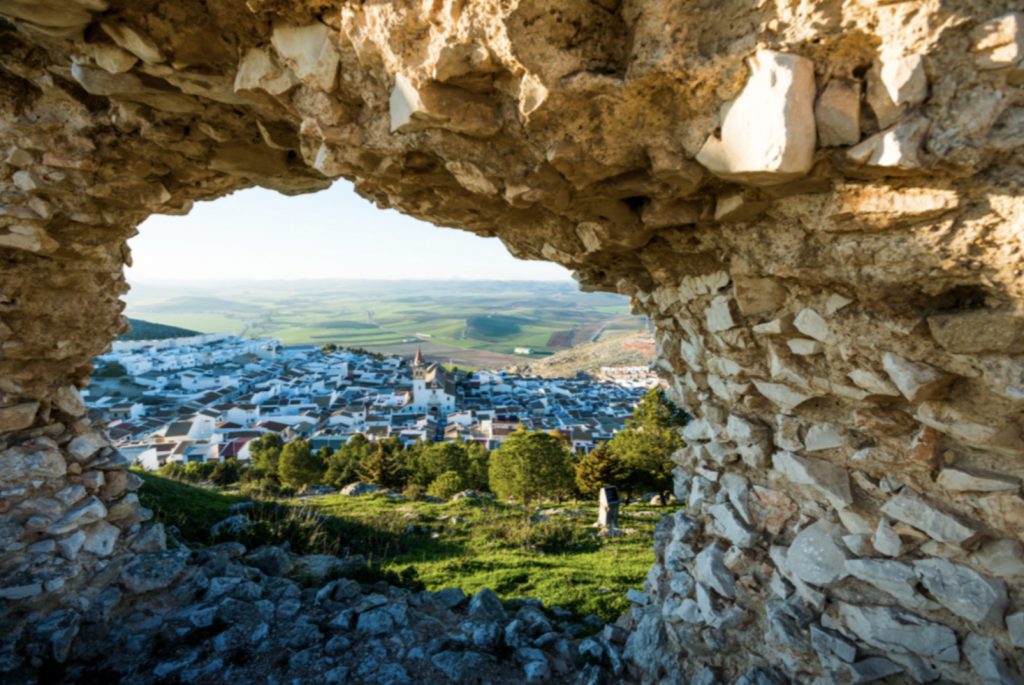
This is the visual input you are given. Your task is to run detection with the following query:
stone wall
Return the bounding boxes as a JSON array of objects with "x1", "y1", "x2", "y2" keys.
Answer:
[{"x1": 1, "y1": 1, "x2": 1023, "y2": 682}]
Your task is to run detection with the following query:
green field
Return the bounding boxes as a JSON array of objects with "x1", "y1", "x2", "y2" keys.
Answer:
[
  {"x1": 125, "y1": 280, "x2": 645, "y2": 360},
  {"x1": 136, "y1": 473, "x2": 675, "y2": 621}
]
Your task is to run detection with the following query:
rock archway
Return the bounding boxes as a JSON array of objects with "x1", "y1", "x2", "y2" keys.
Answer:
[{"x1": 2, "y1": 1, "x2": 1023, "y2": 682}]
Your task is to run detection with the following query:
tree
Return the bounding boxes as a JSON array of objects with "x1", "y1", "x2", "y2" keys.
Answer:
[
  {"x1": 488, "y1": 430, "x2": 575, "y2": 511},
  {"x1": 249, "y1": 433, "x2": 284, "y2": 478},
  {"x1": 607, "y1": 426, "x2": 682, "y2": 498},
  {"x1": 574, "y1": 444, "x2": 624, "y2": 498},
  {"x1": 358, "y1": 443, "x2": 403, "y2": 488},
  {"x1": 325, "y1": 433, "x2": 373, "y2": 487},
  {"x1": 277, "y1": 439, "x2": 325, "y2": 489},
  {"x1": 210, "y1": 457, "x2": 242, "y2": 486},
  {"x1": 410, "y1": 441, "x2": 469, "y2": 488},
  {"x1": 631, "y1": 387, "x2": 687, "y2": 430},
  {"x1": 427, "y1": 470, "x2": 467, "y2": 499},
  {"x1": 465, "y1": 442, "x2": 491, "y2": 491}
]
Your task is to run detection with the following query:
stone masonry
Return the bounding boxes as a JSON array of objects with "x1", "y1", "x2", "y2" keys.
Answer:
[{"x1": 1, "y1": 1, "x2": 1023, "y2": 683}]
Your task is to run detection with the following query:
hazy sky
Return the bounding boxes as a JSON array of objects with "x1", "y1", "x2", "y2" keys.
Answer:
[{"x1": 127, "y1": 181, "x2": 571, "y2": 282}]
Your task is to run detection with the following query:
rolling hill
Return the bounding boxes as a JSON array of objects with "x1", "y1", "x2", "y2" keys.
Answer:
[{"x1": 119, "y1": 318, "x2": 200, "y2": 341}]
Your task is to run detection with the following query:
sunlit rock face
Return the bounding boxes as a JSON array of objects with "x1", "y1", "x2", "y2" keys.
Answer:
[{"x1": 1, "y1": 1, "x2": 1024, "y2": 682}]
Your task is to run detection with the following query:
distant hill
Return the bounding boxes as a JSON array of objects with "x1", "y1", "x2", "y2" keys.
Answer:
[
  {"x1": 120, "y1": 318, "x2": 200, "y2": 341},
  {"x1": 143, "y1": 296, "x2": 262, "y2": 314},
  {"x1": 509, "y1": 332, "x2": 656, "y2": 378}
]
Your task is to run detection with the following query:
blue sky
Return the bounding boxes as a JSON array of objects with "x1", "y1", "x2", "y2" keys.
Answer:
[{"x1": 127, "y1": 181, "x2": 571, "y2": 282}]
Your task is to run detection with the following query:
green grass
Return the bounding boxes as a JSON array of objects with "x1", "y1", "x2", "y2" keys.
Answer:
[
  {"x1": 306, "y1": 493, "x2": 677, "y2": 620},
  {"x1": 136, "y1": 471, "x2": 245, "y2": 542},
  {"x1": 137, "y1": 472, "x2": 676, "y2": 621}
]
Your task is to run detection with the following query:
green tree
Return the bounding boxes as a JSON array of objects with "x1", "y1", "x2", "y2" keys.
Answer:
[
  {"x1": 210, "y1": 457, "x2": 242, "y2": 486},
  {"x1": 574, "y1": 444, "x2": 624, "y2": 498},
  {"x1": 465, "y1": 442, "x2": 491, "y2": 491},
  {"x1": 607, "y1": 426, "x2": 682, "y2": 498},
  {"x1": 410, "y1": 441, "x2": 468, "y2": 487},
  {"x1": 249, "y1": 433, "x2": 284, "y2": 478},
  {"x1": 325, "y1": 433, "x2": 373, "y2": 487},
  {"x1": 358, "y1": 443, "x2": 403, "y2": 488},
  {"x1": 427, "y1": 470, "x2": 467, "y2": 500},
  {"x1": 631, "y1": 387, "x2": 687, "y2": 430},
  {"x1": 277, "y1": 439, "x2": 325, "y2": 489},
  {"x1": 488, "y1": 430, "x2": 575, "y2": 512}
]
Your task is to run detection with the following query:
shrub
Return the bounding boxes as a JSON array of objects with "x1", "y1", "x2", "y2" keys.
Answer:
[
  {"x1": 426, "y1": 471, "x2": 466, "y2": 500},
  {"x1": 210, "y1": 458, "x2": 242, "y2": 486},
  {"x1": 402, "y1": 483, "x2": 426, "y2": 500},
  {"x1": 220, "y1": 503, "x2": 340, "y2": 556}
]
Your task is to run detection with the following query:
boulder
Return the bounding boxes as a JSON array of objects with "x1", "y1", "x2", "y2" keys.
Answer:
[
  {"x1": 340, "y1": 481, "x2": 383, "y2": 497},
  {"x1": 243, "y1": 546, "x2": 294, "y2": 577}
]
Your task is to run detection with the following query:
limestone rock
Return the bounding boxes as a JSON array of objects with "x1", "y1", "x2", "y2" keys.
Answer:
[
  {"x1": 1008, "y1": 612, "x2": 1024, "y2": 649},
  {"x1": 847, "y1": 116, "x2": 930, "y2": 169},
  {"x1": 815, "y1": 80, "x2": 861, "y2": 147},
  {"x1": 871, "y1": 518, "x2": 903, "y2": 557},
  {"x1": 927, "y1": 310, "x2": 1024, "y2": 354},
  {"x1": 969, "y1": 539, "x2": 1024, "y2": 578},
  {"x1": 753, "y1": 381, "x2": 815, "y2": 413},
  {"x1": 971, "y1": 13, "x2": 1024, "y2": 71},
  {"x1": 270, "y1": 23, "x2": 340, "y2": 93},
  {"x1": 845, "y1": 559, "x2": 936, "y2": 612},
  {"x1": 67, "y1": 433, "x2": 109, "y2": 462},
  {"x1": 914, "y1": 559, "x2": 1008, "y2": 627},
  {"x1": 234, "y1": 48, "x2": 299, "y2": 95},
  {"x1": 772, "y1": 451, "x2": 852, "y2": 509},
  {"x1": 0, "y1": 438, "x2": 65, "y2": 487},
  {"x1": 937, "y1": 467, "x2": 1020, "y2": 493},
  {"x1": 917, "y1": 401, "x2": 1024, "y2": 456},
  {"x1": 694, "y1": 543, "x2": 736, "y2": 598},
  {"x1": 0, "y1": 402, "x2": 39, "y2": 433},
  {"x1": 881, "y1": 353, "x2": 954, "y2": 402},
  {"x1": 100, "y1": 21, "x2": 164, "y2": 64},
  {"x1": 787, "y1": 520, "x2": 849, "y2": 587},
  {"x1": 244, "y1": 546, "x2": 294, "y2": 577},
  {"x1": 696, "y1": 50, "x2": 816, "y2": 185},
  {"x1": 734, "y1": 277, "x2": 787, "y2": 316},
  {"x1": 880, "y1": 489, "x2": 980, "y2": 547},
  {"x1": 879, "y1": 55, "x2": 927, "y2": 108},
  {"x1": 963, "y1": 634, "x2": 1024, "y2": 685},
  {"x1": 837, "y1": 603, "x2": 959, "y2": 663},
  {"x1": 82, "y1": 520, "x2": 120, "y2": 557},
  {"x1": 48, "y1": 496, "x2": 106, "y2": 535},
  {"x1": 121, "y1": 550, "x2": 190, "y2": 593}
]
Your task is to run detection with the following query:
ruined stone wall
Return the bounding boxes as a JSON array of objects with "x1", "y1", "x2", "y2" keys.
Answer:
[{"x1": 1, "y1": 1, "x2": 1023, "y2": 682}]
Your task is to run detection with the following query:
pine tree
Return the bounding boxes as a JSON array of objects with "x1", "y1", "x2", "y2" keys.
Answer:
[
  {"x1": 358, "y1": 444, "x2": 403, "y2": 488},
  {"x1": 574, "y1": 444, "x2": 623, "y2": 497},
  {"x1": 277, "y1": 439, "x2": 325, "y2": 488}
]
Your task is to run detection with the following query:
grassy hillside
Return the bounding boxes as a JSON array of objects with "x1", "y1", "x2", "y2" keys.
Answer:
[
  {"x1": 136, "y1": 472, "x2": 673, "y2": 621},
  {"x1": 514, "y1": 332, "x2": 656, "y2": 378},
  {"x1": 119, "y1": 318, "x2": 201, "y2": 341}
]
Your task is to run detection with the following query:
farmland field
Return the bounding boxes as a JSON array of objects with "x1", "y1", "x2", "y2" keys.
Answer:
[{"x1": 125, "y1": 280, "x2": 647, "y2": 366}]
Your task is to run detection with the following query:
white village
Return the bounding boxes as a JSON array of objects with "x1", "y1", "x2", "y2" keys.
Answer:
[{"x1": 87, "y1": 333, "x2": 659, "y2": 472}]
